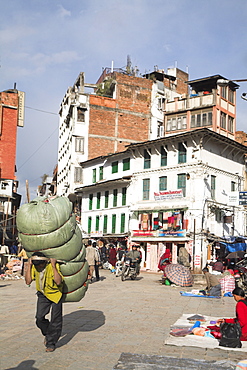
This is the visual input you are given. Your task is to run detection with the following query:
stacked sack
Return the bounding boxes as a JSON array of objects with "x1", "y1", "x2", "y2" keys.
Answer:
[{"x1": 16, "y1": 195, "x2": 89, "y2": 302}]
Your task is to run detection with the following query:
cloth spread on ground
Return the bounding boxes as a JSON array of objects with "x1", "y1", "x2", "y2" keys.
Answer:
[
  {"x1": 165, "y1": 313, "x2": 247, "y2": 351},
  {"x1": 180, "y1": 291, "x2": 221, "y2": 298}
]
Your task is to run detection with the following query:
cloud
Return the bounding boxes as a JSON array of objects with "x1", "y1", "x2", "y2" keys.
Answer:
[{"x1": 57, "y1": 4, "x2": 71, "y2": 18}]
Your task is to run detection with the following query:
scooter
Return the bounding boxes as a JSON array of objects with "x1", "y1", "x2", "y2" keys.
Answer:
[{"x1": 121, "y1": 258, "x2": 138, "y2": 281}]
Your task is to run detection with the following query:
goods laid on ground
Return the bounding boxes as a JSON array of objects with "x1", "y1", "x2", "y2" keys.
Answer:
[{"x1": 16, "y1": 196, "x2": 89, "y2": 302}]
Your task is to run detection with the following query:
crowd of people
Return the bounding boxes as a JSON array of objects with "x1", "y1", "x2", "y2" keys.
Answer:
[{"x1": 85, "y1": 240, "x2": 142, "y2": 282}]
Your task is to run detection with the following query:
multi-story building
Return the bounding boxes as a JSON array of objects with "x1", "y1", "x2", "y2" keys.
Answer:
[
  {"x1": 57, "y1": 66, "x2": 188, "y2": 196},
  {"x1": 75, "y1": 128, "x2": 247, "y2": 272},
  {"x1": 165, "y1": 75, "x2": 239, "y2": 139},
  {"x1": 0, "y1": 88, "x2": 24, "y2": 243}
]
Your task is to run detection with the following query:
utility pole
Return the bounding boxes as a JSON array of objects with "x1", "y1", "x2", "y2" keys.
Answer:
[{"x1": 26, "y1": 180, "x2": 30, "y2": 203}]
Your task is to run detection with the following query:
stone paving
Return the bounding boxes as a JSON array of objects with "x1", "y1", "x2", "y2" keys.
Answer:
[{"x1": 0, "y1": 270, "x2": 247, "y2": 370}]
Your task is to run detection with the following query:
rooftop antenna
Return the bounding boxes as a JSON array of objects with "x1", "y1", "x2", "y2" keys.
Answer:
[{"x1": 126, "y1": 55, "x2": 132, "y2": 75}]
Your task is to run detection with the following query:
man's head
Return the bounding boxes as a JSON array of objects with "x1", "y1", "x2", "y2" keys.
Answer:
[
  {"x1": 202, "y1": 267, "x2": 209, "y2": 274},
  {"x1": 31, "y1": 252, "x2": 48, "y2": 270}
]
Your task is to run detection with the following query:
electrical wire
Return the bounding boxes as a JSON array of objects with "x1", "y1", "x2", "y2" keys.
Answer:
[
  {"x1": 25, "y1": 106, "x2": 58, "y2": 115},
  {"x1": 18, "y1": 126, "x2": 58, "y2": 170}
]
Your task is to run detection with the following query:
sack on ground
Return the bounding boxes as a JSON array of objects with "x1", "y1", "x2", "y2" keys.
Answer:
[{"x1": 219, "y1": 322, "x2": 242, "y2": 348}]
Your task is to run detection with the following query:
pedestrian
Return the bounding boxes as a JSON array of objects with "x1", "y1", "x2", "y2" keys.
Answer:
[
  {"x1": 18, "y1": 247, "x2": 28, "y2": 276},
  {"x1": 86, "y1": 240, "x2": 99, "y2": 282},
  {"x1": 202, "y1": 267, "x2": 221, "y2": 296},
  {"x1": 25, "y1": 252, "x2": 64, "y2": 352},
  {"x1": 217, "y1": 287, "x2": 247, "y2": 341},
  {"x1": 108, "y1": 244, "x2": 117, "y2": 268},
  {"x1": 93, "y1": 242, "x2": 101, "y2": 281}
]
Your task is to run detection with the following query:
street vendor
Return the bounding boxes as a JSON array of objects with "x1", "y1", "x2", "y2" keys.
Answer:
[
  {"x1": 202, "y1": 267, "x2": 221, "y2": 296},
  {"x1": 217, "y1": 287, "x2": 247, "y2": 341},
  {"x1": 25, "y1": 252, "x2": 64, "y2": 352}
]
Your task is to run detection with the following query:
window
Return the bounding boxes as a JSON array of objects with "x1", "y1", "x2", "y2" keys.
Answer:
[
  {"x1": 160, "y1": 146, "x2": 167, "y2": 166},
  {"x1": 120, "y1": 213, "x2": 125, "y2": 233},
  {"x1": 220, "y1": 112, "x2": 227, "y2": 129},
  {"x1": 177, "y1": 174, "x2": 186, "y2": 197},
  {"x1": 143, "y1": 178, "x2": 150, "y2": 200},
  {"x1": 211, "y1": 175, "x2": 216, "y2": 199},
  {"x1": 112, "y1": 214, "x2": 116, "y2": 233},
  {"x1": 123, "y1": 158, "x2": 130, "y2": 171},
  {"x1": 99, "y1": 166, "x2": 103, "y2": 180},
  {"x1": 190, "y1": 111, "x2": 212, "y2": 128},
  {"x1": 229, "y1": 88, "x2": 234, "y2": 104},
  {"x1": 77, "y1": 107, "x2": 85, "y2": 122},
  {"x1": 228, "y1": 116, "x2": 234, "y2": 133},
  {"x1": 144, "y1": 149, "x2": 151, "y2": 169},
  {"x1": 231, "y1": 181, "x2": 236, "y2": 192},
  {"x1": 96, "y1": 192, "x2": 101, "y2": 209},
  {"x1": 178, "y1": 142, "x2": 187, "y2": 164},
  {"x1": 88, "y1": 217, "x2": 92, "y2": 234},
  {"x1": 166, "y1": 115, "x2": 186, "y2": 131},
  {"x1": 89, "y1": 194, "x2": 93, "y2": 210},
  {"x1": 122, "y1": 187, "x2": 127, "y2": 206},
  {"x1": 74, "y1": 167, "x2": 83, "y2": 182},
  {"x1": 112, "y1": 161, "x2": 118, "y2": 173},
  {"x1": 92, "y1": 168, "x2": 96, "y2": 183},
  {"x1": 103, "y1": 215, "x2": 108, "y2": 234},
  {"x1": 113, "y1": 189, "x2": 118, "y2": 207},
  {"x1": 95, "y1": 215, "x2": 100, "y2": 231},
  {"x1": 75, "y1": 137, "x2": 84, "y2": 153},
  {"x1": 105, "y1": 191, "x2": 109, "y2": 208},
  {"x1": 157, "y1": 121, "x2": 164, "y2": 137},
  {"x1": 221, "y1": 86, "x2": 227, "y2": 100},
  {"x1": 159, "y1": 176, "x2": 167, "y2": 191}
]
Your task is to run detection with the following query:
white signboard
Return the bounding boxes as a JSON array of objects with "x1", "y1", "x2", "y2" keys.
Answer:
[
  {"x1": 18, "y1": 90, "x2": 25, "y2": 127},
  {"x1": 154, "y1": 189, "x2": 183, "y2": 201},
  {"x1": 228, "y1": 192, "x2": 239, "y2": 206}
]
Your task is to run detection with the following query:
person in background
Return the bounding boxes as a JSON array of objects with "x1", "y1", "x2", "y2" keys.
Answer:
[
  {"x1": 9, "y1": 242, "x2": 18, "y2": 255},
  {"x1": 86, "y1": 240, "x2": 99, "y2": 282},
  {"x1": 202, "y1": 267, "x2": 221, "y2": 296},
  {"x1": 108, "y1": 244, "x2": 117, "y2": 268},
  {"x1": 217, "y1": 287, "x2": 247, "y2": 341},
  {"x1": 18, "y1": 247, "x2": 28, "y2": 276},
  {"x1": 25, "y1": 252, "x2": 64, "y2": 352},
  {"x1": 93, "y1": 242, "x2": 101, "y2": 281},
  {"x1": 126, "y1": 245, "x2": 141, "y2": 274},
  {"x1": 212, "y1": 257, "x2": 224, "y2": 274}
]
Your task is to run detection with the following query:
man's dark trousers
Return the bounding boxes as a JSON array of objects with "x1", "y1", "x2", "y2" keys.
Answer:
[{"x1": 35, "y1": 291, "x2": 63, "y2": 349}]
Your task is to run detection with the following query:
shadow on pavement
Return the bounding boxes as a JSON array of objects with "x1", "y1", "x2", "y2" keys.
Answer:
[
  {"x1": 5, "y1": 360, "x2": 38, "y2": 370},
  {"x1": 57, "y1": 309, "x2": 105, "y2": 347}
]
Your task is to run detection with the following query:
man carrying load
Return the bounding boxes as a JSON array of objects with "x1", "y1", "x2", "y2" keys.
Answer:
[{"x1": 25, "y1": 252, "x2": 64, "y2": 352}]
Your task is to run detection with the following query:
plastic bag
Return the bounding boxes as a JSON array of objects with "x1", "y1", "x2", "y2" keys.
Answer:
[{"x1": 219, "y1": 322, "x2": 242, "y2": 348}]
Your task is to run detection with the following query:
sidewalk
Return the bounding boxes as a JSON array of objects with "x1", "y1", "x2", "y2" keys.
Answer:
[{"x1": 0, "y1": 270, "x2": 246, "y2": 370}]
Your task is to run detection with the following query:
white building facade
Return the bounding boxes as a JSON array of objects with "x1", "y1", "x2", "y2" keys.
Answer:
[{"x1": 75, "y1": 128, "x2": 247, "y2": 272}]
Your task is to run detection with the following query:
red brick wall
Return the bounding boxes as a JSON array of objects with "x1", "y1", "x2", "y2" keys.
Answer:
[
  {"x1": 88, "y1": 73, "x2": 152, "y2": 160},
  {"x1": 0, "y1": 91, "x2": 18, "y2": 180}
]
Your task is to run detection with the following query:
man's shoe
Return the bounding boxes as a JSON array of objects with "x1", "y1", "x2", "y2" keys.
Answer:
[{"x1": 46, "y1": 347, "x2": 55, "y2": 352}]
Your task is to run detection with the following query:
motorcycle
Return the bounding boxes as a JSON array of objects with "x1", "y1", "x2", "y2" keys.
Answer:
[
  {"x1": 121, "y1": 258, "x2": 138, "y2": 281},
  {"x1": 234, "y1": 258, "x2": 247, "y2": 292}
]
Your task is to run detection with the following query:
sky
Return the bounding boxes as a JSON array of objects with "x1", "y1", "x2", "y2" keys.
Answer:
[{"x1": 1, "y1": 0, "x2": 247, "y2": 203}]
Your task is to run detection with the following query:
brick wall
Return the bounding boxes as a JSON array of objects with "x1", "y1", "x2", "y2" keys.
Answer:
[
  {"x1": 0, "y1": 91, "x2": 18, "y2": 180},
  {"x1": 88, "y1": 73, "x2": 152, "y2": 160}
]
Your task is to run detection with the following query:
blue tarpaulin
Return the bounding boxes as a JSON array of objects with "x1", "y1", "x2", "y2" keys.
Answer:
[{"x1": 220, "y1": 242, "x2": 246, "y2": 253}]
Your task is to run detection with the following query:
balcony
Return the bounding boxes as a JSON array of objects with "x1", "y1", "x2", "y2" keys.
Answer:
[{"x1": 166, "y1": 91, "x2": 216, "y2": 113}]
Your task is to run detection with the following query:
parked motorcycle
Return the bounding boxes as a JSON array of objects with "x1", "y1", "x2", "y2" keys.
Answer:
[
  {"x1": 121, "y1": 258, "x2": 138, "y2": 281},
  {"x1": 234, "y1": 258, "x2": 247, "y2": 292}
]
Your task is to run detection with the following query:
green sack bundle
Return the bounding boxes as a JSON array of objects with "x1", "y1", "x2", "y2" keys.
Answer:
[{"x1": 16, "y1": 196, "x2": 89, "y2": 302}]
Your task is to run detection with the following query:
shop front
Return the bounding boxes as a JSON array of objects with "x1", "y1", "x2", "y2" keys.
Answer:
[{"x1": 129, "y1": 208, "x2": 193, "y2": 272}]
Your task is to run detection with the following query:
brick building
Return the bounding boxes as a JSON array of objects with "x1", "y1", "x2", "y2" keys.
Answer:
[
  {"x1": 0, "y1": 88, "x2": 24, "y2": 243},
  {"x1": 57, "y1": 65, "x2": 188, "y2": 196}
]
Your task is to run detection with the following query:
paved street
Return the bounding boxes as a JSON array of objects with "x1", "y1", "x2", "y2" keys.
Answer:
[{"x1": 1, "y1": 270, "x2": 247, "y2": 370}]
